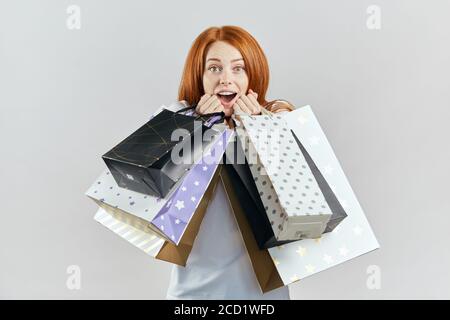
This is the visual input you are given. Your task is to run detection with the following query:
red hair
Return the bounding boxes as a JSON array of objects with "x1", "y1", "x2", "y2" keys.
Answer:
[{"x1": 178, "y1": 26, "x2": 270, "y2": 107}]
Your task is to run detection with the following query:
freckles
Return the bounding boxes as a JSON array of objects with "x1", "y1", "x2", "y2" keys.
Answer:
[
  {"x1": 205, "y1": 75, "x2": 219, "y2": 86},
  {"x1": 203, "y1": 75, "x2": 217, "y2": 94}
]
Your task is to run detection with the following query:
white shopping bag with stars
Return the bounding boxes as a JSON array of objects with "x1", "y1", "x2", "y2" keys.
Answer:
[{"x1": 226, "y1": 105, "x2": 380, "y2": 293}]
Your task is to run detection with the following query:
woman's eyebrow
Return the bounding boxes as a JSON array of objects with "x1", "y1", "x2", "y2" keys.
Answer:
[{"x1": 206, "y1": 58, "x2": 244, "y2": 63}]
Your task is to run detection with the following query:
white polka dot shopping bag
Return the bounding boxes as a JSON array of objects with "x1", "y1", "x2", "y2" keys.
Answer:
[
  {"x1": 230, "y1": 105, "x2": 379, "y2": 292},
  {"x1": 236, "y1": 111, "x2": 333, "y2": 241}
]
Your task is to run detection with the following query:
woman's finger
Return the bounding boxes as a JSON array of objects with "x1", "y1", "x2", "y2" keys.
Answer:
[
  {"x1": 249, "y1": 89, "x2": 258, "y2": 100},
  {"x1": 240, "y1": 95, "x2": 258, "y2": 114},
  {"x1": 196, "y1": 94, "x2": 211, "y2": 113},
  {"x1": 210, "y1": 101, "x2": 224, "y2": 113},
  {"x1": 203, "y1": 98, "x2": 222, "y2": 114},
  {"x1": 233, "y1": 102, "x2": 244, "y2": 115},
  {"x1": 236, "y1": 98, "x2": 252, "y2": 114},
  {"x1": 240, "y1": 94, "x2": 257, "y2": 112},
  {"x1": 246, "y1": 94, "x2": 261, "y2": 114},
  {"x1": 199, "y1": 95, "x2": 219, "y2": 114},
  {"x1": 247, "y1": 94, "x2": 259, "y2": 107},
  {"x1": 202, "y1": 95, "x2": 218, "y2": 110},
  {"x1": 213, "y1": 104, "x2": 225, "y2": 113},
  {"x1": 198, "y1": 94, "x2": 210, "y2": 105},
  {"x1": 197, "y1": 95, "x2": 216, "y2": 112}
]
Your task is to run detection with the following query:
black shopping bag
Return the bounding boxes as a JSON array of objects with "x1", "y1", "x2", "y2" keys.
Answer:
[
  {"x1": 102, "y1": 107, "x2": 224, "y2": 198},
  {"x1": 223, "y1": 128, "x2": 347, "y2": 249},
  {"x1": 290, "y1": 130, "x2": 347, "y2": 232},
  {"x1": 223, "y1": 137, "x2": 297, "y2": 249}
]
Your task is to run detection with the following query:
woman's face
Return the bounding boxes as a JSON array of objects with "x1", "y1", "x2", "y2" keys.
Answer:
[{"x1": 203, "y1": 41, "x2": 249, "y2": 116}]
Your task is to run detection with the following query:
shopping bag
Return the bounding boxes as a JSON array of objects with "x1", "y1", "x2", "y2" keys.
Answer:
[
  {"x1": 220, "y1": 167, "x2": 284, "y2": 292},
  {"x1": 86, "y1": 124, "x2": 231, "y2": 244},
  {"x1": 93, "y1": 165, "x2": 223, "y2": 266},
  {"x1": 222, "y1": 137, "x2": 298, "y2": 249},
  {"x1": 235, "y1": 113, "x2": 333, "y2": 240},
  {"x1": 226, "y1": 105, "x2": 379, "y2": 293},
  {"x1": 102, "y1": 107, "x2": 224, "y2": 198},
  {"x1": 150, "y1": 127, "x2": 233, "y2": 243},
  {"x1": 291, "y1": 131, "x2": 347, "y2": 232}
]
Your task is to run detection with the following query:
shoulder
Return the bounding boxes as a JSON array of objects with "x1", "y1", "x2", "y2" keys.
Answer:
[
  {"x1": 150, "y1": 101, "x2": 192, "y2": 120},
  {"x1": 263, "y1": 99, "x2": 296, "y2": 113},
  {"x1": 164, "y1": 100, "x2": 191, "y2": 112}
]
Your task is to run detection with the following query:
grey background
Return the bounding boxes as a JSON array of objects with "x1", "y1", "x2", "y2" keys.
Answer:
[{"x1": 1, "y1": 0, "x2": 449, "y2": 299}]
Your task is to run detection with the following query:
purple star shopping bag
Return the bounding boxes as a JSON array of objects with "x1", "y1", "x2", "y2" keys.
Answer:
[{"x1": 150, "y1": 127, "x2": 234, "y2": 245}]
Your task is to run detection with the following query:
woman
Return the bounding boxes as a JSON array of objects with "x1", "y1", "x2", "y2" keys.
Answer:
[{"x1": 166, "y1": 25, "x2": 294, "y2": 300}]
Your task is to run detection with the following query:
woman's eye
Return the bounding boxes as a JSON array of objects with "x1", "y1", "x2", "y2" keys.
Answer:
[
  {"x1": 208, "y1": 66, "x2": 221, "y2": 73},
  {"x1": 234, "y1": 66, "x2": 245, "y2": 72}
]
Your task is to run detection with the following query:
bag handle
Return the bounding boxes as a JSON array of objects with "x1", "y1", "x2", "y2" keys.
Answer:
[
  {"x1": 174, "y1": 104, "x2": 197, "y2": 115},
  {"x1": 260, "y1": 107, "x2": 274, "y2": 117},
  {"x1": 175, "y1": 104, "x2": 225, "y2": 126}
]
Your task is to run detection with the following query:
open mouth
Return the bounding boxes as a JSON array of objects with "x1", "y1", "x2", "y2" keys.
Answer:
[{"x1": 217, "y1": 92, "x2": 238, "y2": 106}]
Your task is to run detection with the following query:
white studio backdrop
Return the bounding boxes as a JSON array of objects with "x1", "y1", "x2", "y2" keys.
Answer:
[{"x1": 0, "y1": 0, "x2": 449, "y2": 299}]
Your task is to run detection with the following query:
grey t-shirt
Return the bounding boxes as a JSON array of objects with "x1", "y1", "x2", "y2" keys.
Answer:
[{"x1": 164, "y1": 101, "x2": 290, "y2": 299}]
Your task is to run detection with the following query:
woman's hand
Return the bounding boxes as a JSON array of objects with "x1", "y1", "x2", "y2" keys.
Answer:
[
  {"x1": 233, "y1": 89, "x2": 262, "y2": 115},
  {"x1": 195, "y1": 94, "x2": 224, "y2": 115}
]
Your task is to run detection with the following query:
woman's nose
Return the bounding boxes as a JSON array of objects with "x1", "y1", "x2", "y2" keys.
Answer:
[
  {"x1": 219, "y1": 70, "x2": 233, "y2": 85},
  {"x1": 220, "y1": 79, "x2": 232, "y2": 85}
]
